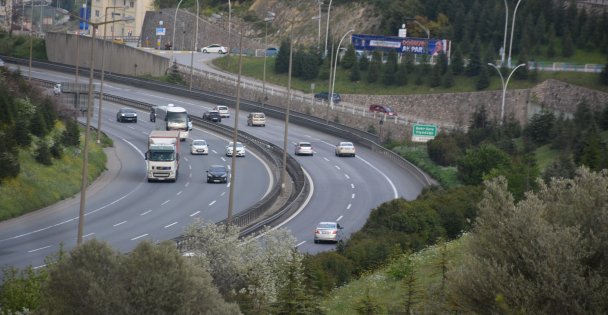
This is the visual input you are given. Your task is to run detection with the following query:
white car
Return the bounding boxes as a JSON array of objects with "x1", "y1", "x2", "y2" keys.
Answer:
[
  {"x1": 201, "y1": 44, "x2": 227, "y2": 54},
  {"x1": 314, "y1": 222, "x2": 344, "y2": 244},
  {"x1": 225, "y1": 141, "x2": 246, "y2": 157},
  {"x1": 213, "y1": 105, "x2": 230, "y2": 118},
  {"x1": 190, "y1": 139, "x2": 209, "y2": 155},
  {"x1": 335, "y1": 141, "x2": 356, "y2": 157},
  {"x1": 294, "y1": 142, "x2": 313, "y2": 156}
]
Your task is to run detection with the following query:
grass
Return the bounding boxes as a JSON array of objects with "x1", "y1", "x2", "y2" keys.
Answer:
[
  {"x1": 0, "y1": 131, "x2": 109, "y2": 221},
  {"x1": 321, "y1": 236, "x2": 468, "y2": 314},
  {"x1": 390, "y1": 144, "x2": 460, "y2": 189}
]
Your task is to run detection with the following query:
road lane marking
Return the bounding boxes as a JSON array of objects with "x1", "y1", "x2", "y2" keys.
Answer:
[
  {"x1": 131, "y1": 234, "x2": 148, "y2": 241},
  {"x1": 84, "y1": 233, "x2": 95, "y2": 238},
  {"x1": 347, "y1": 204, "x2": 351, "y2": 210},
  {"x1": 28, "y1": 245, "x2": 51, "y2": 253},
  {"x1": 323, "y1": 157, "x2": 330, "y2": 161},
  {"x1": 296, "y1": 241, "x2": 307, "y2": 247},
  {"x1": 351, "y1": 183, "x2": 355, "y2": 189},
  {"x1": 113, "y1": 221, "x2": 127, "y2": 227},
  {"x1": 185, "y1": 182, "x2": 190, "y2": 187},
  {"x1": 220, "y1": 192, "x2": 226, "y2": 196},
  {"x1": 177, "y1": 191, "x2": 182, "y2": 196},
  {"x1": 209, "y1": 200, "x2": 216, "y2": 206},
  {"x1": 141, "y1": 210, "x2": 152, "y2": 215},
  {"x1": 337, "y1": 215, "x2": 343, "y2": 221},
  {"x1": 352, "y1": 193, "x2": 355, "y2": 199},
  {"x1": 190, "y1": 211, "x2": 200, "y2": 217},
  {"x1": 345, "y1": 174, "x2": 350, "y2": 179},
  {"x1": 334, "y1": 165, "x2": 341, "y2": 170},
  {"x1": 164, "y1": 222, "x2": 178, "y2": 228},
  {"x1": 161, "y1": 200, "x2": 170, "y2": 205}
]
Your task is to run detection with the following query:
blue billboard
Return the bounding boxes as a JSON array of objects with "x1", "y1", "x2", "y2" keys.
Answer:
[
  {"x1": 351, "y1": 34, "x2": 449, "y2": 56},
  {"x1": 79, "y1": 5, "x2": 90, "y2": 31}
]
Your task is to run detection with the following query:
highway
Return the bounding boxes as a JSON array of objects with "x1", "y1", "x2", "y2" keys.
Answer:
[{"x1": 0, "y1": 61, "x2": 426, "y2": 270}]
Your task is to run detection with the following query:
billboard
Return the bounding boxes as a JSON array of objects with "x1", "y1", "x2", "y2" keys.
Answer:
[
  {"x1": 79, "y1": 5, "x2": 90, "y2": 31},
  {"x1": 351, "y1": 34, "x2": 449, "y2": 56}
]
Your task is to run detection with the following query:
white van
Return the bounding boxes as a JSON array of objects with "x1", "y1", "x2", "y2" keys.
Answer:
[
  {"x1": 213, "y1": 105, "x2": 230, "y2": 118},
  {"x1": 247, "y1": 112, "x2": 266, "y2": 127}
]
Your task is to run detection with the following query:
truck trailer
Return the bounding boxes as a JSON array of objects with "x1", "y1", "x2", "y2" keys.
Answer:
[{"x1": 146, "y1": 130, "x2": 181, "y2": 182}]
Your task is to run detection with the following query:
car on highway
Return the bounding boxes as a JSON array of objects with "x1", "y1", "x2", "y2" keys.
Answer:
[
  {"x1": 314, "y1": 221, "x2": 344, "y2": 244},
  {"x1": 294, "y1": 142, "x2": 313, "y2": 156},
  {"x1": 225, "y1": 141, "x2": 246, "y2": 157},
  {"x1": 201, "y1": 44, "x2": 227, "y2": 54},
  {"x1": 369, "y1": 104, "x2": 398, "y2": 116},
  {"x1": 202, "y1": 110, "x2": 222, "y2": 122},
  {"x1": 206, "y1": 165, "x2": 228, "y2": 183},
  {"x1": 53, "y1": 83, "x2": 62, "y2": 96},
  {"x1": 116, "y1": 108, "x2": 138, "y2": 123},
  {"x1": 190, "y1": 139, "x2": 209, "y2": 155},
  {"x1": 314, "y1": 91, "x2": 341, "y2": 104},
  {"x1": 213, "y1": 105, "x2": 230, "y2": 118},
  {"x1": 247, "y1": 112, "x2": 266, "y2": 126},
  {"x1": 265, "y1": 47, "x2": 279, "y2": 56},
  {"x1": 335, "y1": 141, "x2": 356, "y2": 157}
]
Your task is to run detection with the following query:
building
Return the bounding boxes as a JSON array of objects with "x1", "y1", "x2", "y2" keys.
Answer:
[{"x1": 90, "y1": 0, "x2": 154, "y2": 38}]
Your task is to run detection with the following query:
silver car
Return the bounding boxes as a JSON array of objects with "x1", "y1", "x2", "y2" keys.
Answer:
[
  {"x1": 225, "y1": 141, "x2": 246, "y2": 157},
  {"x1": 190, "y1": 139, "x2": 208, "y2": 155},
  {"x1": 314, "y1": 222, "x2": 344, "y2": 244},
  {"x1": 294, "y1": 142, "x2": 313, "y2": 156},
  {"x1": 335, "y1": 141, "x2": 356, "y2": 157}
]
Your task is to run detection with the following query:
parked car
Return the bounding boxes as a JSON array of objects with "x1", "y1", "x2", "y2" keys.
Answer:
[
  {"x1": 190, "y1": 139, "x2": 209, "y2": 155},
  {"x1": 294, "y1": 142, "x2": 313, "y2": 156},
  {"x1": 202, "y1": 110, "x2": 222, "y2": 122},
  {"x1": 53, "y1": 83, "x2": 62, "y2": 96},
  {"x1": 247, "y1": 112, "x2": 266, "y2": 127},
  {"x1": 201, "y1": 44, "x2": 227, "y2": 54},
  {"x1": 314, "y1": 221, "x2": 343, "y2": 244},
  {"x1": 265, "y1": 47, "x2": 279, "y2": 57},
  {"x1": 314, "y1": 92, "x2": 341, "y2": 104},
  {"x1": 213, "y1": 105, "x2": 230, "y2": 118},
  {"x1": 369, "y1": 104, "x2": 398, "y2": 116},
  {"x1": 225, "y1": 141, "x2": 246, "y2": 157},
  {"x1": 116, "y1": 108, "x2": 138, "y2": 123},
  {"x1": 335, "y1": 141, "x2": 356, "y2": 157},
  {"x1": 206, "y1": 165, "x2": 228, "y2": 183}
]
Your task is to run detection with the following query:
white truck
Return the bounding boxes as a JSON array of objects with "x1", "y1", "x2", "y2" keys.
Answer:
[{"x1": 145, "y1": 130, "x2": 181, "y2": 182}]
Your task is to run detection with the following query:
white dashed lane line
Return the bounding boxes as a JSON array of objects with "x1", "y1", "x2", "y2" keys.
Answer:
[
  {"x1": 334, "y1": 165, "x2": 341, "y2": 170},
  {"x1": 345, "y1": 174, "x2": 350, "y2": 179},
  {"x1": 84, "y1": 233, "x2": 95, "y2": 238},
  {"x1": 190, "y1": 211, "x2": 200, "y2": 217},
  {"x1": 164, "y1": 222, "x2": 178, "y2": 228},
  {"x1": 352, "y1": 193, "x2": 355, "y2": 199},
  {"x1": 131, "y1": 234, "x2": 148, "y2": 241},
  {"x1": 337, "y1": 215, "x2": 343, "y2": 221},
  {"x1": 141, "y1": 210, "x2": 152, "y2": 215},
  {"x1": 209, "y1": 200, "x2": 216, "y2": 206},
  {"x1": 28, "y1": 245, "x2": 51, "y2": 253},
  {"x1": 296, "y1": 241, "x2": 307, "y2": 247},
  {"x1": 161, "y1": 200, "x2": 170, "y2": 206},
  {"x1": 177, "y1": 191, "x2": 182, "y2": 196},
  {"x1": 323, "y1": 157, "x2": 330, "y2": 162},
  {"x1": 347, "y1": 204, "x2": 352, "y2": 210},
  {"x1": 351, "y1": 183, "x2": 355, "y2": 189},
  {"x1": 113, "y1": 221, "x2": 127, "y2": 227}
]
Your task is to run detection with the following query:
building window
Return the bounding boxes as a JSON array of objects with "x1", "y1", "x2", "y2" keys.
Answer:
[
  {"x1": 95, "y1": 10, "x2": 99, "y2": 17},
  {"x1": 130, "y1": 1, "x2": 134, "y2": 7}
]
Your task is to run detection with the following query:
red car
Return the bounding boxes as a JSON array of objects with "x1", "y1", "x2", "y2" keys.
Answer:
[{"x1": 369, "y1": 104, "x2": 398, "y2": 116}]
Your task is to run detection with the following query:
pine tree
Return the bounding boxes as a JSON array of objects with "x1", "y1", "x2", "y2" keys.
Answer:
[
  {"x1": 359, "y1": 53, "x2": 369, "y2": 71},
  {"x1": 341, "y1": 44, "x2": 356, "y2": 70},
  {"x1": 442, "y1": 67, "x2": 454, "y2": 88},
  {"x1": 466, "y1": 39, "x2": 482, "y2": 77},
  {"x1": 395, "y1": 61, "x2": 408, "y2": 86},
  {"x1": 274, "y1": 39, "x2": 291, "y2": 74},
  {"x1": 476, "y1": 66, "x2": 490, "y2": 90},
  {"x1": 367, "y1": 51, "x2": 382, "y2": 83},
  {"x1": 350, "y1": 59, "x2": 361, "y2": 82},
  {"x1": 62, "y1": 118, "x2": 80, "y2": 147},
  {"x1": 450, "y1": 46, "x2": 465, "y2": 75},
  {"x1": 30, "y1": 110, "x2": 49, "y2": 138},
  {"x1": 300, "y1": 51, "x2": 319, "y2": 80},
  {"x1": 35, "y1": 140, "x2": 53, "y2": 165},
  {"x1": 382, "y1": 50, "x2": 398, "y2": 86},
  {"x1": 429, "y1": 64, "x2": 441, "y2": 88},
  {"x1": 0, "y1": 131, "x2": 20, "y2": 180}
]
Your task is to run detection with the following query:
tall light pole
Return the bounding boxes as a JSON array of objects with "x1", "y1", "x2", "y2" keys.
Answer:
[
  {"x1": 507, "y1": 0, "x2": 524, "y2": 68},
  {"x1": 406, "y1": 18, "x2": 430, "y2": 55},
  {"x1": 329, "y1": 29, "x2": 354, "y2": 111},
  {"x1": 171, "y1": 0, "x2": 185, "y2": 61},
  {"x1": 227, "y1": 23, "x2": 244, "y2": 228},
  {"x1": 226, "y1": 0, "x2": 232, "y2": 68},
  {"x1": 323, "y1": 0, "x2": 333, "y2": 58},
  {"x1": 316, "y1": 0, "x2": 322, "y2": 50},
  {"x1": 97, "y1": 6, "x2": 125, "y2": 143},
  {"x1": 28, "y1": 1, "x2": 33, "y2": 82},
  {"x1": 281, "y1": 27, "x2": 294, "y2": 194},
  {"x1": 262, "y1": 12, "x2": 275, "y2": 105},
  {"x1": 189, "y1": 0, "x2": 199, "y2": 91},
  {"x1": 501, "y1": 0, "x2": 509, "y2": 66},
  {"x1": 72, "y1": 14, "x2": 134, "y2": 246},
  {"x1": 487, "y1": 62, "x2": 526, "y2": 125}
]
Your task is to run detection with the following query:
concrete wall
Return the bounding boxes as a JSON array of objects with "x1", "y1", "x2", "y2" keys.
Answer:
[{"x1": 45, "y1": 32, "x2": 170, "y2": 77}]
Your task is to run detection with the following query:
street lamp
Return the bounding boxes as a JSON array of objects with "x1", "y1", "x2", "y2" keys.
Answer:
[
  {"x1": 323, "y1": 0, "x2": 333, "y2": 58},
  {"x1": 189, "y1": 0, "x2": 200, "y2": 91},
  {"x1": 507, "y1": 0, "x2": 524, "y2": 68},
  {"x1": 280, "y1": 27, "x2": 295, "y2": 194},
  {"x1": 97, "y1": 6, "x2": 127, "y2": 143},
  {"x1": 316, "y1": 0, "x2": 322, "y2": 50},
  {"x1": 227, "y1": 23, "x2": 245, "y2": 228},
  {"x1": 501, "y1": 0, "x2": 508, "y2": 66},
  {"x1": 171, "y1": 0, "x2": 185, "y2": 61},
  {"x1": 329, "y1": 29, "x2": 354, "y2": 111},
  {"x1": 262, "y1": 11, "x2": 275, "y2": 105},
  {"x1": 406, "y1": 18, "x2": 430, "y2": 55},
  {"x1": 71, "y1": 13, "x2": 134, "y2": 246},
  {"x1": 487, "y1": 62, "x2": 526, "y2": 125}
]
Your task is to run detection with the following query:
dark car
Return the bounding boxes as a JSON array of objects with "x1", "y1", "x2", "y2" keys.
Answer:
[
  {"x1": 150, "y1": 106, "x2": 157, "y2": 122},
  {"x1": 314, "y1": 92, "x2": 341, "y2": 104},
  {"x1": 207, "y1": 165, "x2": 228, "y2": 183},
  {"x1": 203, "y1": 110, "x2": 222, "y2": 122},
  {"x1": 116, "y1": 108, "x2": 138, "y2": 123},
  {"x1": 265, "y1": 47, "x2": 279, "y2": 57},
  {"x1": 369, "y1": 104, "x2": 398, "y2": 116}
]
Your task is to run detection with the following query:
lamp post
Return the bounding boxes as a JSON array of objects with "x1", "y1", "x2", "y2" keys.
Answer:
[
  {"x1": 501, "y1": 0, "x2": 509, "y2": 66},
  {"x1": 262, "y1": 12, "x2": 275, "y2": 105},
  {"x1": 97, "y1": 6, "x2": 126, "y2": 143},
  {"x1": 280, "y1": 27, "x2": 295, "y2": 194},
  {"x1": 329, "y1": 29, "x2": 354, "y2": 111},
  {"x1": 189, "y1": 0, "x2": 199, "y2": 91},
  {"x1": 316, "y1": 0, "x2": 322, "y2": 50},
  {"x1": 323, "y1": 0, "x2": 333, "y2": 58},
  {"x1": 406, "y1": 18, "x2": 430, "y2": 55},
  {"x1": 171, "y1": 0, "x2": 185, "y2": 61},
  {"x1": 227, "y1": 23, "x2": 244, "y2": 228},
  {"x1": 226, "y1": 0, "x2": 231, "y2": 68},
  {"x1": 487, "y1": 62, "x2": 526, "y2": 125},
  {"x1": 507, "y1": 0, "x2": 524, "y2": 68},
  {"x1": 72, "y1": 14, "x2": 134, "y2": 246}
]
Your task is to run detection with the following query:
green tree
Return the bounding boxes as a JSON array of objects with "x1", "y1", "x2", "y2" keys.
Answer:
[
  {"x1": 35, "y1": 140, "x2": 53, "y2": 165},
  {"x1": 274, "y1": 39, "x2": 291, "y2": 74},
  {"x1": 457, "y1": 144, "x2": 511, "y2": 185},
  {"x1": 349, "y1": 59, "x2": 361, "y2": 82},
  {"x1": 524, "y1": 109, "x2": 556, "y2": 145},
  {"x1": 561, "y1": 29, "x2": 575, "y2": 57},
  {"x1": 465, "y1": 39, "x2": 482, "y2": 77},
  {"x1": 341, "y1": 44, "x2": 356, "y2": 70},
  {"x1": 30, "y1": 110, "x2": 49, "y2": 138},
  {"x1": 429, "y1": 64, "x2": 442, "y2": 88},
  {"x1": 395, "y1": 61, "x2": 408, "y2": 86},
  {"x1": 0, "y1": 265, "x2": 48, "y2": 313},
  {"x1": 448, "y1": 169, "x2": 608, "y2": 314},
  {"x1": 574, "y1": 122, "x2": 604, "y2": 171},
  {"x1": 475, "y1": 65, "x2": 490, "y2": 90},
  {"x1": 382, "y1": 50, "x2": 398, "y2": 85},
  {"x1": 167, "y1": 60, "x2": 184, "y2": 84},
  {"x1": 367, "y1": 50, "x2": 382, "y2": 83},
  {"x1": 442, "y1": 66, "x2": 454, "y2": 88},
  {"x1": 450, "y1": 46, "x2": 465, "y2": 75},
  {"x1": 359, "y1": 53, "x2": 369, "y2": 71},
  {"x1": 427, "y1": 132, "x2": 462, "y2": 166},
  {"x1": 354, "y1": 288, "x2": 384, "y2": 315},
  {"x1": 0, "y1": 130, "x2": 20, "y2": 180},
  {"x1": 299, "y1": 51, "x2": 319, "y2": 80},
  {"x1": 62, "y1": 118, "x2": 80, "y2": 147},
  {"x1": 543, "y1": 153, "x2": 577, "y2": 181}
]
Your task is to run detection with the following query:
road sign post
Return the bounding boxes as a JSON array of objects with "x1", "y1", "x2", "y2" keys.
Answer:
[{"x1": 412, "y1": 124, "x2": 437, "y2": 142}]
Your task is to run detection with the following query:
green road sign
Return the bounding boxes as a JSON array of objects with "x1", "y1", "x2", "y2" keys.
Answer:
[{"x1": 412, "y1": 124, "x2": 437, "y2": 142}]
